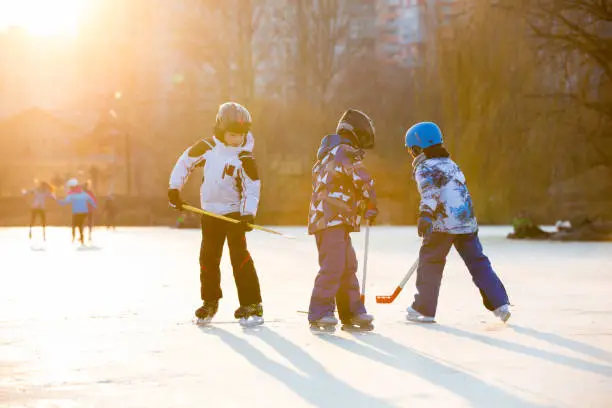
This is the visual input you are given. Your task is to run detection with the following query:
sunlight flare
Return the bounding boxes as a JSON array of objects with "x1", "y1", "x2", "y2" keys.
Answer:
[{"x1": 0, "y1": 0, "x2": 86, "y2": 37}]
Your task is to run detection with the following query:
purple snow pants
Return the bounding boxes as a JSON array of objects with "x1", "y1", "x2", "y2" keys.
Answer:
[
  {"x1": 412, "y1": 231, "x2": 510, "y2": 318},
  {"x1": 308, "y1": 226, "x2": 366, "y2": 323}
]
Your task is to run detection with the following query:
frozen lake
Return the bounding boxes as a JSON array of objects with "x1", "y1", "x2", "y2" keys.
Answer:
[{"x1": 1, "y1": 226, "x2": 611, "y2": 407}]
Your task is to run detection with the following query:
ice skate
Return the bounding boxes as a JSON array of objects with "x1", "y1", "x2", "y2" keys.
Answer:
[
  {"x1": 493, "y1": 304, "x2": 511, "y2": 323},
  {"x1": 235, "y1": 303, "x2": 264, "y2": 327},
  {"x1": 195, "y1": 300, "x2": 219, "y2": 325},
  {"x1": 406, "y1": 306, "x2": 436, "y2": 323},
  {"x1": 309, "y1": 315, "x2": 338, "y2": 333},
  {"x1": 341, "y1": 313, "x2": 374, "y2": 332}
]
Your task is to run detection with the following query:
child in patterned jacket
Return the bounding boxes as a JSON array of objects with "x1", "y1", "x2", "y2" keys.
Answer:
[
  {"x1": 307, "y1": 109, "x2": 378, "y2": 331},
  {"x1": 404, "y1": 122, "x2": 511, "y2": 323}
]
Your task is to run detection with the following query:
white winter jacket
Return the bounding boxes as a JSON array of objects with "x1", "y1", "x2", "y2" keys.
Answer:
[{"x1": 169, "y1": 133, "x2": 261, "y2": 216}]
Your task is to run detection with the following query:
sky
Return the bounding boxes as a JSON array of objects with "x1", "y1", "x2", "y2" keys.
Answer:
[{"x1": 0, "y1": 0, "x2": 86, "y2": 36}]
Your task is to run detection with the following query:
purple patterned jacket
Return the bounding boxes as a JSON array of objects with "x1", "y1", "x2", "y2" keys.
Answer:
[{"x1": 308, "y1": 134, "x2": 377, "y2": 235}]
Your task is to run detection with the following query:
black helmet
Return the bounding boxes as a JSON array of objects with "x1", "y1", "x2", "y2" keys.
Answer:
[
  {"x1": 336, "y1": 109, "x2": 375, "y2": 149},
  {"x1": 214, "y1": 102, "x2": 252, "y2": 137}
]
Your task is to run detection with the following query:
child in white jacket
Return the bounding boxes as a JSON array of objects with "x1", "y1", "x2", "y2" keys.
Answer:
[{"x1": 168, "y1": 102, "x2": 263, "y2": 326}]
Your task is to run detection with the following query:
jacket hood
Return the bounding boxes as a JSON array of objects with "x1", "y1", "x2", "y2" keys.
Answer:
[{"x1": 317, "y1": 134, "x2": 359, "y2": 160}]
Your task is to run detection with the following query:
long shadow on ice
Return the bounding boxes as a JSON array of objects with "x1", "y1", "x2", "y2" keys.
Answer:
[
  {"x1": 511, "y1": 324, "x2": 612, "y2": 364},
  {"x1": 319, "y1": 333, "x2": 546, "y2": 408},
  {"x1": 421, "y1": 325, "x2": 612, "y2": 377},
  {"x1": 200, "y1": 326, "x2": 395, "y2": 408}
]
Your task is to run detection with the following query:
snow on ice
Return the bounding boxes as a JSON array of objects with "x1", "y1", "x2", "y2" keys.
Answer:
[{"x1": 1, "y1": 226, "x2": 611, "y2": 407}]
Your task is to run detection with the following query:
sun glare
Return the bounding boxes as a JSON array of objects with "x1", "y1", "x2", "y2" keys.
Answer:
[{"x1": 0, "y1": 0, "x2": 85, "y2": 37}]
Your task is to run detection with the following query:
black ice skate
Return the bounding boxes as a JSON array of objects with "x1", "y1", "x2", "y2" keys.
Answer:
[
  {"x1": 309, "y1": 315, "x2": 338, "y2": 333},
  {"x1": 234, "y1": 303, "x2": 264, "y2": 327},
  {"x1": 341, "y1": 313, "x2": 374, "y2": 332},
  {"x1": 195, "y1": 300, "x2": 219, "y2": 325}
]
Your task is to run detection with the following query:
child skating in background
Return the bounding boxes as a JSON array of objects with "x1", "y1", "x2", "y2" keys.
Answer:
[
  {"x1": 104, "y1": 193, "x2": 117, "y2": 230},
  {"x1": 404, "y1": 122, "x2": 511, "y2": 323},
  {"x1": 23, "y1": 180, "x2": 55, "y2": 241},
  {"x1": 58, "y1": 178, "x2": 97, "y2": 245},
  {"x1": 168, "y1": 102, "x2": 264, "y2": 327},
  {"x1": 307, "y1": 109, "x2": 378, "y2": 332}
]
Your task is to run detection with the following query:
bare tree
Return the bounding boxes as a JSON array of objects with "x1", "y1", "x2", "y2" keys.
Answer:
[
  {"x1": 291, "y1": 0, "x2": 351, "y2": 102},
  {"x1": 520, "y1": 0, "x2": 612, "y2": 164}
]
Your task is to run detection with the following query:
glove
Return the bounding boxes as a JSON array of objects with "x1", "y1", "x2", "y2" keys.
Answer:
[
  {"x1": 417, "y1": 212, "x2": 434, "y2": 237},
  {"x1": 364, "y1": 207, "x2": 378, "y2": 225},
  {"x1": 168, "y1": 189, "x2": 186, "y2": 211},
  {"x1": 239, "y1": 214, "x2": 255, "y2": 232}
]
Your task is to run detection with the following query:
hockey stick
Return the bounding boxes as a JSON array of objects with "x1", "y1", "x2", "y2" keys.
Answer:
[
  {"x1": 182, "y1": 205, "x2": 295, "y2": 239},
  {"x1": 375, "y1": 257, "x2": 419, "y2": 304},
  {"x1": 360, "y1": 222, "x2": 370, "y2": 304}
]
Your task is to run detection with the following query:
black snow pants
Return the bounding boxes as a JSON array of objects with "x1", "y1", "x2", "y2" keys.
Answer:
[
  {"x1": 199, "y1": 213, "x2": 262, "y2": 306},
  {"x1": 72, "y1": 213, "x2": 87, "y2": 244}
]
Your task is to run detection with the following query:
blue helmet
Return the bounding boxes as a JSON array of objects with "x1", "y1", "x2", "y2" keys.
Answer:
[{"x1": 404, "y1": 122, "x2": 443, "y2": 149}]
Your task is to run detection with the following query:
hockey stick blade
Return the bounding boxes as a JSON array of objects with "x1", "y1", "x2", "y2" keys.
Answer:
[
  {"x1": 376, "y1": 287, "x2": 402, "y2": 304},
  {"x1": 375, "y1": 257, "x2": 419, "y2": 304}
]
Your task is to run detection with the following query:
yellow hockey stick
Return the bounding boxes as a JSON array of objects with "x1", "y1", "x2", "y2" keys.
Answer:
[{"x1": 182, "y1": 205, "x2": 295, "y2": 239}]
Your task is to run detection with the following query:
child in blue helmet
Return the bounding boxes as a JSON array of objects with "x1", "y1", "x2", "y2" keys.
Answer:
[{"x1": 404, "y1": 122, "x2": 511, "y2": 323}]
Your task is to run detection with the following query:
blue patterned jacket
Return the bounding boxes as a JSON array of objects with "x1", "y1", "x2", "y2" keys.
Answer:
[
  {"x1": 413, "y1": 154, "x2": 478, "y2": 234},
  {"x1": 308, "y1": 134, "x2": 377, "y2": 235}
]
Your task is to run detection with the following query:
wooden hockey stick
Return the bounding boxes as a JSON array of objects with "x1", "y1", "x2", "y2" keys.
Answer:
[{"x1": 182, "y1": 205, "x2": 295, "y2": 239}]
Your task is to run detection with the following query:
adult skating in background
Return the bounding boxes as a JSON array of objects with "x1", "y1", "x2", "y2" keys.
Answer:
[
  {"x1": 168, "y1": 102, "x2": 264, "y2": 327},
  {"x1": 82, "y1": 181, "x2": 97, "y2": 243},
  {"x1": 404, "y1": 122, "x2": 511, "y2": 323},
  {"x1": 57, "y1": 178, "x2": 97, "y2": 246},
  {"x1": 23, "y1": 180, "x2": 55, "y2": 241},
  {"x1": 307, "y1": 109, "x2": 378, "y2": 332}
]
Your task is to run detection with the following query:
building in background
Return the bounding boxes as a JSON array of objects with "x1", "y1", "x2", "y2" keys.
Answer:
[
  {"x1": 0, "y1": 108, "x2": 99, "y2": 195},
  {"x1": 376, "y1": 0, "x2": 422, "y2": 67},
  {"x1": 347, "y1": 0, "x2": 378, "y2": 51},
  {"x1": 375, "y1": 0, "x2": 460, "y2": 67}
]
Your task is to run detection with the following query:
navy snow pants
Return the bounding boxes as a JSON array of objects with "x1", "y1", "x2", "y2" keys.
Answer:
[
  {"x1": 308, "y1": 226, "x2": 366, "y2": 322},
  {"x1": 412, "y1": 232, "x2": 509, "y2": 317}
]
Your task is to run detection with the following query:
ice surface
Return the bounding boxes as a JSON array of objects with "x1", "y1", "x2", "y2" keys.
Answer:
[{"x1": 1, "y1": 226, "x2": 611, "y2": 407}]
